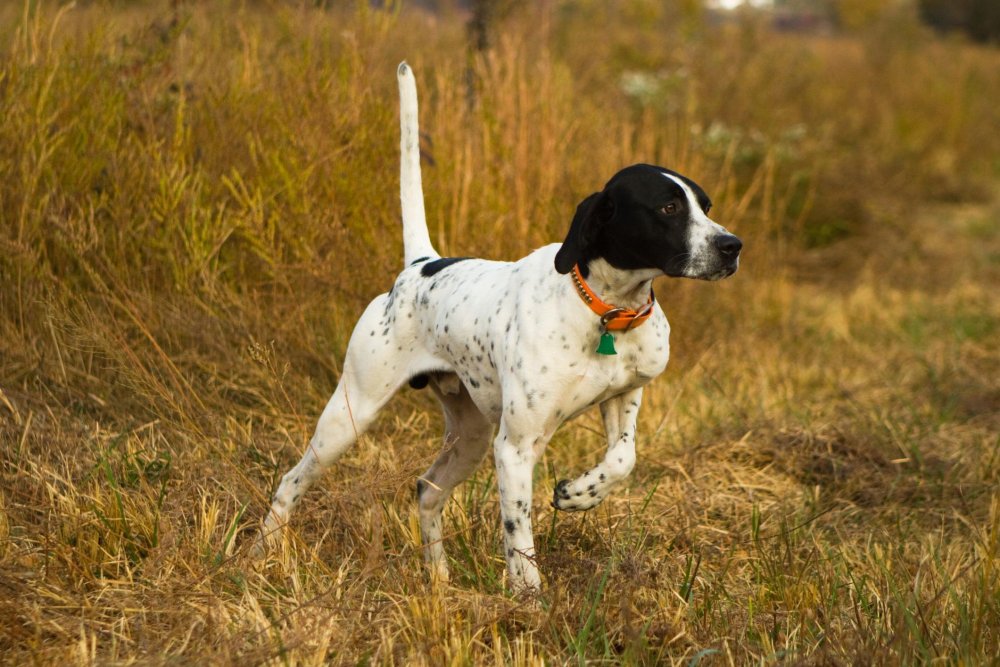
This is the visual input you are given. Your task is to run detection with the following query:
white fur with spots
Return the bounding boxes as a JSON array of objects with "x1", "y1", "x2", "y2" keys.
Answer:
[{"x1": 256, "y1": 63, "x2": 739, "y2": 595}]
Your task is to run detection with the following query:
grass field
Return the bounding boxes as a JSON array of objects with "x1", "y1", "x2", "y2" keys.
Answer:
[{"x1": 1, "y1": 1, "x2": 999, "y2": 664}]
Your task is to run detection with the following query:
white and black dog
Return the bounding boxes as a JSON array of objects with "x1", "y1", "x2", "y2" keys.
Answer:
[{"x1": 257, "y1": 63, "x2": 742, "y2": 593}]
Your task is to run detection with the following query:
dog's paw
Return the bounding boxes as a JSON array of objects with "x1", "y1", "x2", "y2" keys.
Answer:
[
  {"x1": 551, "y1": 479, "x2": 571, "y2": 508},
  {"x1": 551, "y1": 479, "x2": 599, "y2": 512},
  {"x1": 511, "y1": 585, "x2": 545, "y2": 610},
  {"x1": 249, "y1": 531, "x2": 270, "y2": 559},
  {"x1": 428, "y1": 560, "x2": 451, "y2": 586}
]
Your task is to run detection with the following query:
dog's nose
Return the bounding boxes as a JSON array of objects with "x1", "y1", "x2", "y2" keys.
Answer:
[{"x1": 714, "y1": 234, "x2": 742, "y2": 257}]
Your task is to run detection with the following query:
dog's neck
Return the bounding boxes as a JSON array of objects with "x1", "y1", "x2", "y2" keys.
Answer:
[{"x1": 582, "y1": 259, "x2": 660, "y2": 311}]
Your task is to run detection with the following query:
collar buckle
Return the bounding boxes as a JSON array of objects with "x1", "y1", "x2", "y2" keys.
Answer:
[
  {"x1": 600, "y1": 308, "x2": 625, "y2": 331},
  {"x1": 571, "y1": 264, "x2": 655, "y2": 333}
]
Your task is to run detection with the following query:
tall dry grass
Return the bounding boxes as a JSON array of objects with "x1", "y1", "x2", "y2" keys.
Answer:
[{"x1": 1, "y1": 1, "x2": 998, "y2": 664}]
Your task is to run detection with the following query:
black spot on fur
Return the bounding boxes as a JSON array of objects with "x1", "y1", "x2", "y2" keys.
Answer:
[
  {"x1": 416, "y1": 478, "x2": 427, "y2": 499},
  {"x1": 411, "y1": 256, "x2": 431, "y2": 265},
  {"x1": 504, "y1": 519, "x2": 516, "y2": 535},
  {"x1": 421, "y1": 257, "x2": 472, "y2": 277}
]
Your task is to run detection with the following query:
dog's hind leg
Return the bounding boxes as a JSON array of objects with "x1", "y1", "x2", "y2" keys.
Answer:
[
  {"x1": 417, "y1": 374, "x2": 493, "y2": 581},
  {"x1": 256, "y1": 295, "x2": 418, "y2": 552}
]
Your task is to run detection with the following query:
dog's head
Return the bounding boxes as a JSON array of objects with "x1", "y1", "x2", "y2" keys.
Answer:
[{"x1": 555, "y1": 164, "x2": 742, "y2": 280}]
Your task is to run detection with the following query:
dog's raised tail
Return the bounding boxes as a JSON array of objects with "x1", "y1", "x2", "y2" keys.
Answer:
[{"x1": 397, "y1": 62, "x2": 437, "y2": 267}]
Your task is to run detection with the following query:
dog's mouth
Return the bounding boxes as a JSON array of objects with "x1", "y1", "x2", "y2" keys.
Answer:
[
  {"x1": 694, "y1": 269, "x2": 736, "y2": 281},
  {"x1": 672, "y1": 257, "x2": 740, "y2": 281},
  {"x1": 707, "y1": 259, "x2": 740, "y2": 281},
  {"x1": 717, "y1": 259, "x2": 740, "y2": 279}
]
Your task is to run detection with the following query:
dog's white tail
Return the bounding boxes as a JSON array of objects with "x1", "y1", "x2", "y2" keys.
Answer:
[{"x1": 397, "y1": 62, "x2": 437, "y2": 267}]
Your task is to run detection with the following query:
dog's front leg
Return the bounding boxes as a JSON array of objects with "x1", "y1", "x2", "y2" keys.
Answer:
[
  {"x1": 552, "y1": 387, "x2": 643, "y2": 512},
  {"x1": 493, "y1": 422, "x2": 544, "y2": 593}
]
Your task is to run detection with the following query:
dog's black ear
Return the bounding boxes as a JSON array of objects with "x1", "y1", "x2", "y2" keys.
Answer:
[{"x1": 554, "y1": 191, "x2": 614, "y2": 274}]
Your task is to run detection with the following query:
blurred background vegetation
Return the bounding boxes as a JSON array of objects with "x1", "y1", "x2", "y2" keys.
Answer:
[{"x1": 0, "y1": 0, "x2": 997, "y2": 664}]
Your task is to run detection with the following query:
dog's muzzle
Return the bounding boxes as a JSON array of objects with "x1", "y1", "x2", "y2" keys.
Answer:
[{"x1": 716, "y1": 233, "x2": 742, "y2": 276}]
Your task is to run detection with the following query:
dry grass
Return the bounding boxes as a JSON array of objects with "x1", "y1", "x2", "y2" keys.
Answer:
[{"x1": 1, "y1": 1, "x2": 998, "y2": 664}]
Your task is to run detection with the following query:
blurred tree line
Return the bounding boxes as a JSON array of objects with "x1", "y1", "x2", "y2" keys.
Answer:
[
  {"x1": 458, "y1": 0, "x2": 1000, "y2": 45},
  {"x1": 916, "y1": 0, "x2": 1000, "y2": 44},
  {"x1": 774, "y1": 0, "x2": 999, "y2": 42}
]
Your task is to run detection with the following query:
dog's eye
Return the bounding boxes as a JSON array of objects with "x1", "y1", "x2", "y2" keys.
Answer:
[{"x1": 660, "y1": 202, "x2": 678, "y2": 215}]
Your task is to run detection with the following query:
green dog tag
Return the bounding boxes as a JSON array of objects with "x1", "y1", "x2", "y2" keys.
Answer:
[{"x1": 596, "y1": 332, "x2": 617, "y2": 355}]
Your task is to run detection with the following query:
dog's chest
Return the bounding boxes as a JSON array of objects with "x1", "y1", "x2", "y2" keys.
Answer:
[
  {"x1": 447, "y1": 298, "x2": 670, "y2": 423},
  {"x1": 543, "y1": 314, "x2": 670, "y2": 411},
  {"x1": 403, "y1": 248, "x2": 671, "y2": 423}
]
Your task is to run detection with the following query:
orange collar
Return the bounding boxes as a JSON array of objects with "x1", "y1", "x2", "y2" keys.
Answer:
[{"x1": 570, "y1": 264, "x2": 655, "y2": 332}]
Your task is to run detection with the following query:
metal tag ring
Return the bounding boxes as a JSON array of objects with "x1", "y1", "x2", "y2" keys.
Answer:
[{"x1": 600, "y1": 308, "x2": 626, "y2": 327}]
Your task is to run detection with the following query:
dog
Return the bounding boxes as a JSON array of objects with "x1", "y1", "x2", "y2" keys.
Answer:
[{"x1": 257, "y1": 62, "x2": 742, "y2": 593}]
